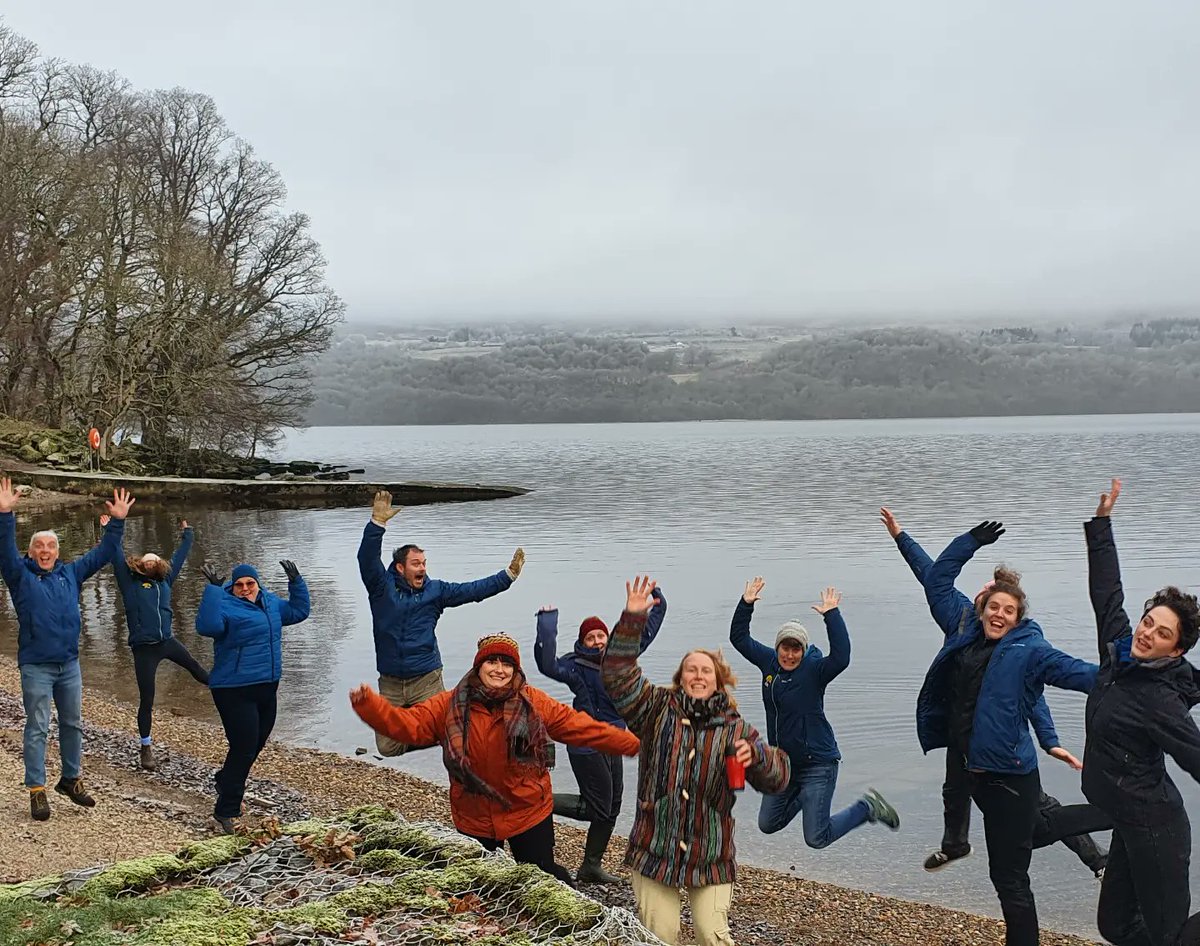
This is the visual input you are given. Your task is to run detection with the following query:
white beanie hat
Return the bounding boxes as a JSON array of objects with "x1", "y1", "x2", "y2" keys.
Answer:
[{"x1": 775, "y1": 621, "x2": 809, "y2": 650}]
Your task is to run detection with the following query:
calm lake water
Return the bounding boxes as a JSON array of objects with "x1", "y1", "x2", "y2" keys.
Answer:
[{"x1": 3, "y1": 415, "x2": 1199, "y2": 936}]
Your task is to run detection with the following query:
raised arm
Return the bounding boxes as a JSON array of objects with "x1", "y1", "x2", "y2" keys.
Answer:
[
  {"x1": 925, "y1": 522, "x2": 1005, "y2": 638},
  {"x1": 195, "y1": 582, "x2": 230, "y2": 639},
  {"x1": 0, "y1": 508, "x2": 22, "y2": 590},
  {"x1": 167, "y1": 523, "x2": 194, "y2": 583},
  {"x1": 814, "y1": 589, "x2": 851, "y2": 685},
  {"x1": 533, "y1": 608, "x2": 579, "y2": 687},
  {"x1": 640, "y1": 587, "x2": 667, "y2": 653},
  {"x1": 601, "y1": 577, "x2": 671, "y2": 736},
  {"x1": 1032, "y1": 641, "x2": 1099, "y2": 695},
  {"x1": 881, "y1": 507, "x2": 934, "y2": 584},
  {"x1": 729, "y1": 577, "x2": 777, "y2": 673},
  {"x1": 537, "y1": 692, "x2": 641, "y2": 756},
  {"x1": 439, "y1": 569, "x2": 514, "y2": 608},
  {"x1": 357, "y1": 522, "x2": 391, "y2": 597},
  {"x1": 70, "y1": 487, "x2": 134, "y2": 583},
  {"x1": 350, "y1": 685, "x2": 449, "y2": 747},
  {"x1": 277, "y1": 561, "x2": 310, "y2": 625},
  {"x1": 1086, "y1": 479, "x2": 1132, "y2": 658}
]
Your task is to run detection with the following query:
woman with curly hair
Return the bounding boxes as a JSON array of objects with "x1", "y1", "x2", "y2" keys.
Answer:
[
  {"x1": 602, "y1": 576, "x2": 791, "y2": 946},
  {"x1": 1084, "y1": 479, "x2": 1200, "y2": 946}
]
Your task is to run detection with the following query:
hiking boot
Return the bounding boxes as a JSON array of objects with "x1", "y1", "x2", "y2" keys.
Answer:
[
  {"x1": 54, "y1": 777, "x2": 96, "y2": 808},
  {"x1": 213, "y1": 815, "x2": 241, "y2": 835},
  {"x1": 139, "y1": 745, "x2": 157, "y2": 771},
  {"x1": 29, "y1": 788, "x2": 50, "y2": 821},
  {"x1": 923, "y1": 846, "x2": 971, "y2": 871},
  {"x1": 863, "y1": 788, "x2": 899, "y2": 830},
  {"x1": 576, "y1": 821, "x2": 621, "y2": 884}
]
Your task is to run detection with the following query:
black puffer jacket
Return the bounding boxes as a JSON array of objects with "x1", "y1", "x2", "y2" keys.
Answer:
[{"x1": 1081, "y1": 516, "x2": 1200, "y2": 826}]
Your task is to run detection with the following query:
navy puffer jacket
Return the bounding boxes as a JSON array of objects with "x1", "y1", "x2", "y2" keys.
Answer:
[{"x1": 114, "y1": 527, "x2": 193, "y2": 647}]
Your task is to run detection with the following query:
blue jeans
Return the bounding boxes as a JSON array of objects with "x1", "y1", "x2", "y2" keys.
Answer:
[
  {"x1": 758, "y1": 760, "x2": 870, "y2": 849},
  {"x1": 20, "y1": 660, "x2": 83, "y2": 788}
]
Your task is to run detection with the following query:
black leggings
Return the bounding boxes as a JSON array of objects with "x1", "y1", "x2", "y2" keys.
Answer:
[
  {"x1": 971, "y1": 769, "x2": 1041, "y2": 946},
  {"x1": 211, "y1": 681, "x2": 278, "y2": 819},
  {"x1": 132, "y1": 639, "x2": 209, "y2": 738},
  {"x1": 1097, "y1": 810, "x2": 1192, "y2": 946},
  {"x1": 465, "y1": 814, "x2": 574, "y2": 886}
]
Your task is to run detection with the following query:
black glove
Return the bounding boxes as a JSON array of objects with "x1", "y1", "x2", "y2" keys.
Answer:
[
  {"x1": 201, "y1": 563, "x2": 224, "y2": 585},
  {"x1": 969, "y1": 521, "x2": 1005, "y2": 546},
  {"x1": 280, "y1": 560, "x2": 301, "y2": 582}
]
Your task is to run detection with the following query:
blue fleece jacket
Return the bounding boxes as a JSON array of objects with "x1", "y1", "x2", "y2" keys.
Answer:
[
  {"x1": 357, "y1": 521, "x2": 513, "y2": 678},
  {"x1": 921, "y1": 531, "x2": 1098, "y2": 774},
  {"x1": 195, "y1": 572, "x2": 310, "y2": 688},
  {"x1": 894, "y1": 530, "x2": 1061, "y2": 753},
  {"x1": 0, "y1": 511, "x2": 124, "y2": 665},
  {"x1": 113, "y1": 528, "x2": 193, "y2": 647},
  {"x1": 533, "y1": 588, "x2": 666, "y2": 755},
  {"x1": 729, "y1": 596, "x2": 849, "y2": 764}
]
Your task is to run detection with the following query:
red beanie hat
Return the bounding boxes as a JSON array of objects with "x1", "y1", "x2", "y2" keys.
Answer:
[
  {"x1": 474, "y1": 633, "x2": 521, "y2": 670},
  {"x1": 578, "y1": 616, "x2": 608, "y2": 641}
]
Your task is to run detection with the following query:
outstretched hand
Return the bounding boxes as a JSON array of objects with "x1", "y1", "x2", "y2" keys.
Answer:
[
  {"x1": 1095, "y1": 478, "x2": 1121, "y2": 518},
  {"x1": 743, "y1": 576, "x2": 765, "y2": 604},
  {"x1": 625, "y1": 575, "x2": 657, "y2": 614},
  {"x1": 201, "y1": 563, "x2": 224, "y2": 586},
  {"x1": 879, "y1": 507, "x2": 902, "y2": 539},
  {"x1": 370, "y1": 490, "x2": 401, "y2": 526},
  {"x1": 106, "y1": 487, "x2": 136, "y2": 520},
  {"x1": 812, "y1": 587, "x2": 842, "y2": 614},
  {"x1": 280, "y1": 560, "x2": 301, "y2": 582},
  {"x1": 349, "y1": 684, "x2": 376, "y2": 707},
  {"x1": 507, "y1": 547, "x2": 525, "y2": 580},
  {"x1": 969, "y1": 521, "x2": 1005, "y2": 546},
  {"x1": 0, "y1": 477, "x2": 19, "y2": 513},
  {"x1": 1048, "y1": 746, "x2": 1083, "y2": 772}
]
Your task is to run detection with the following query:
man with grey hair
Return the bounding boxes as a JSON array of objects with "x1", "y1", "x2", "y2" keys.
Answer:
[
  {"x1": 0, "y1": 478, "x2": 134, "y2": 820},
  {"x1": 729, "y1": 576, "x2": 899, "y2": 848}
]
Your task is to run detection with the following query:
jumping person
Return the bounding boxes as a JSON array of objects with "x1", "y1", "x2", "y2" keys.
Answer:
[
  {"x1": 0, "y1": 480, "x2": 134, "y2": 820},
  {"x1": 881, "y1": 507, "x2": 1106, "y2": 876},
  {"x1": 357, "y1": 490, "x2": 524, "y2": 756},
  {"x1": 533, "y1": 586, "x2": 667, "y2": 884},
  {"x1": 196, "y1": 559, "x2": 310, "y2": 833},
  {"x1": 350, "y1": 632, "x2": 639, "y2": 884},
  {"x1": 111, "y1": 516, "x2": 209, "y2": 770},
  {"x1": 730, "y1": 577, "x2": 899, "y2": 847},
  {"x1": 1084, "y1": 479, "x2": 1200, "y2": 946},
  {"x1": 923, "y1": 520, "x2": 1099, "y2": 946},
  {"x1": 603, "y1": 576, "x2": 790, "y2": 946}
]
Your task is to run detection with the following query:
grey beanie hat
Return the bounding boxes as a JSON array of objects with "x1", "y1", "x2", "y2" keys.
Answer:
[{"x1": 775, "y1": 621, "x2": 809, "y2": 650}]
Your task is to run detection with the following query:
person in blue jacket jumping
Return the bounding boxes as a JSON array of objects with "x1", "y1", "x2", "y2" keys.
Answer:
[
  {"x1": 358, "y1": 490, "x2": 524, "y2": 756},
  {"x1": 922, "y1": 520, "x2": 1098, "y2": 946},
  {"x1": 110, "y1": 515, "x2": 209, "y2": 772},
  {"x1": 730, "y1": 577, "x2": 899, "y2": 849},
  {"x1": 0, "y1": 479, "x2": 134, "y2": 821},
  {"x1": 881, "y1": 507, "x2": 1108, "y2": 879},
  {"x1": 196, "y1": 558, "x2": 310, "y2": 833},
  {"x1": 533, "y1": 587, "x2": 667, "y2": 884}
]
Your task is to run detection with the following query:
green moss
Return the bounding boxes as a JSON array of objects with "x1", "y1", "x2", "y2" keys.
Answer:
[
  {"x1": 424, "y1": 859, "x2": 601, "y2": 930},
  {"x1": 130, "y1": 907, "x2": 258, "y2": 946},
  {"x1": 279, "y1": 817, "x2": 339, "y2": 837},
  {"x1": 327, "y1": 879, "x2": 449, "y2": 916},
  {"x1": 339, "y1": 804, "x2": 398, "y2": 828},
  {"x1": 0, "y1": 875, "x2": 62, "y2": 904},
  {"x1": 270, "y1": 901, "x2": 348, "y2": 933},
  {"x1": 176, "y1": 836, "x2": 251, "y2": 871},
  {"x1": 354, "y1": 850, "x2": 425, "y2": 874},
  {"x1": 357, "y1": 823, "x2": 483, "y2": 863},
  {"x1": 79, "y1": 854, "x2": 185, "y2": 899}
]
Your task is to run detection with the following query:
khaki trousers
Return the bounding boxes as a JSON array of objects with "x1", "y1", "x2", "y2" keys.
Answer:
[
  {"x1": 374, "y1": 669, "x2": 445, "y2": 756},
  {"x1": 630, "y1": 871, "x2": 735, "y2": 946}
]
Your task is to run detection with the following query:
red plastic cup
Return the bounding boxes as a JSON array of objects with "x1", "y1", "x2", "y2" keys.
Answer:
[{"x1": 725, "y1": 753, "x2": 746, "y2": 791}]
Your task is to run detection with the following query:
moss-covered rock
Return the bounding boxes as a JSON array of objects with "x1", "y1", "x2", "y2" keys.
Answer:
[{"x1": 0, "y1": 875, "x2": 63, "y2": 904}]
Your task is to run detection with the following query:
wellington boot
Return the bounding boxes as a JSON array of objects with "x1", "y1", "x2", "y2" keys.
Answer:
[
  {"x1": 575, "y1": 820, "x2": 621, "y2": 884},
  {"x1": 552, "y1": 792, "x2": 589, "y2": 821}
]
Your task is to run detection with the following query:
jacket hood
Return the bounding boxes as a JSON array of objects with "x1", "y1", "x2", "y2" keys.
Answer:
[{"x1": 22, "y1": 555, "x2": 64, "y2": 577}]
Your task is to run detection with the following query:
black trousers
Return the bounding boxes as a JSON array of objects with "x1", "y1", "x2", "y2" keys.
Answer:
[
  {"x1": 971, "y1": 769, "x2": 1042, "y2": 946},
  {"x1": 1097, "y1": 810, "x2": 1192, "y2": 946},
  {"x1": 942, "y1": 746, "x2": 973, "y2": 855},
  {"x1": 132, "y1": 639, "x2": 209, "y2": 739},
  {"x1": 568, "y1": 750, "x2": 623, "y2": 826},
  {"x1": 466, "y1": 814, "x2": 574, "y2": 886},
  {"x1": 211, "y1": 681, "x2": 278, "y2": 819}
]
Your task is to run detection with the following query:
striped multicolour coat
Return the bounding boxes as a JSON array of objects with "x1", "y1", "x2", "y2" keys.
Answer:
[{"x1": 602, "y1": 608, "x2": 790, "y2": 888}]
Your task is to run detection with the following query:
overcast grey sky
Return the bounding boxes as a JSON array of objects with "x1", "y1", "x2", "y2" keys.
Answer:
[{"x1": 5, "y1": 2, "x2": 1200, "y2": 321}]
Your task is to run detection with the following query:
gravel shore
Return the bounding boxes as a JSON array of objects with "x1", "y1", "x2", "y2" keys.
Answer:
[{"x1": 0, "y1": 656, "x2": 1098, "y2": 946}]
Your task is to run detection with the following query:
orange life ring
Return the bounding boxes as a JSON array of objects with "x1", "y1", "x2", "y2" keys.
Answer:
[{"x1": 88, "y1": 428, "x2": 101, "y2": 451}]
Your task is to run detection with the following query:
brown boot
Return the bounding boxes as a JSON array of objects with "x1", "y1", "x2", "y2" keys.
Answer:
[
  {"x1": 139, "y1": 745, "x2": 157, "y2": 771},
  {"x1": 54, "y1": 777, "x2": 96, "y2": 808},
  {"x1": 29, "y1": 787, "x2": 50, "y2": 821}
]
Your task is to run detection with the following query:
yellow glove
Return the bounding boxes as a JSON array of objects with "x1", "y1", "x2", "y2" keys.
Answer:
[
  {"x1": 506, "y1": 547, "x2": 525, "y2": 580},
  {"x1": 371, "y1": 490, "x2": 401, "y2": 526}
]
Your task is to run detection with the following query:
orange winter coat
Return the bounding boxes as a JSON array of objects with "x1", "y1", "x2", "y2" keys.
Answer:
[{"x1": 352, "y1": 685, "x2": 640, "y2": 840}]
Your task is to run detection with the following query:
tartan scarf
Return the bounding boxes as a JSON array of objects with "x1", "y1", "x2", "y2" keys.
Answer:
[
  {"x1": 677, "y1": 690, "x2": 731, "y2": 728},
  {"x1": 442, "y1": 667, "x2": 551, "y2": 808}
]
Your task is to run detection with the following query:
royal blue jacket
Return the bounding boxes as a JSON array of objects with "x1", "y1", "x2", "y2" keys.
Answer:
[
  {"x1": 0, "y1": 511, "x2": 124, "y2": 666},
  {"x1": 195, "y1": 575, "x2": 310, "y2": 688},
  {"x1": 357, "y1": 521, "x2": 513, "y2": 678},
  {"x1": 533, "y1": 589, "x2": 666, "y2": 755},
  {"x1": 894, "y1": 530, "x2": 1061, "y2": 753},
  {"x1": 921, "y1": 531, "x2": 1098, "y2": 774},
  {"x1": 729, "y1": 597, "x2": 849, "y2": 765},
  {"x1": 113, "y1": 528, "x2": 193, "y2": 647}
]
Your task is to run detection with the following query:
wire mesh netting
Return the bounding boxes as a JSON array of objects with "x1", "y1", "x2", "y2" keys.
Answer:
[{"x1": 0, "y1": 805, "x2": 666, "y2": 946}]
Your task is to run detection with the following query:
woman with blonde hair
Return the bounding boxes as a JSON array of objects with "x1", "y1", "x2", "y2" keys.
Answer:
[{"x1": 602, "y1": 576, "x2": 790, "y2": 946}]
